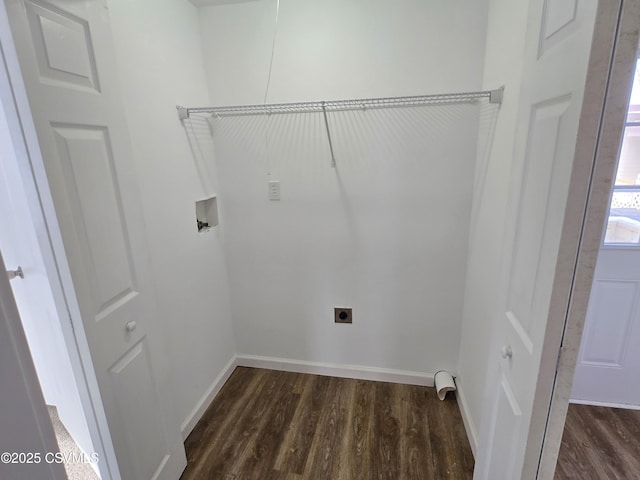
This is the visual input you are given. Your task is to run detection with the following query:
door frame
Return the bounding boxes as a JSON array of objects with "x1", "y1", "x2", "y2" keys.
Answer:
[
  {"x1": 567, "y1": 35, "x2": 640, "y2": 412},
  {"x1": 526, "y1": 0, "x2": 640, "y2": 477},
  {"x1": 0, "y1": 3, "x2": 120, "y2": 479}
]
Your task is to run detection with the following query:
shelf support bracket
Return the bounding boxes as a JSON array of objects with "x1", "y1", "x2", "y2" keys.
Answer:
[
  {"x1": 176, "y1": 105, "x2": 189, "y2": 121},
  {"x1": 489, "y1": 86, "x2": 505, "y2": 104}
]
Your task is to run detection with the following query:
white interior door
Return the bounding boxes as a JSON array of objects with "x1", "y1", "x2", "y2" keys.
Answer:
[
  {"x1": 572, "y1": 64, "x2": 640, "y2": 407},
  {"x1": 0, "y1": 248, "x2": 66, "y2": 480},
  {"x1": 0, "y1": 102, "x2": 96, "y2": 464},
  {"x1": 474, "y1": 1, "x2": 598, "y2": 478},
  {"x1": 4, "y1": 0, "x2": 187, "y2": 479}
]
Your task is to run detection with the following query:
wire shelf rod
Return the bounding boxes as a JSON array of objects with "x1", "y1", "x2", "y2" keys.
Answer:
[{"x1": 176, "y1": 87, "x2": 503, "y2": 120}]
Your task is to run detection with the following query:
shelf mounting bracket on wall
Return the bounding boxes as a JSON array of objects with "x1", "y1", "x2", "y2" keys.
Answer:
[
  {"x1": 177, "y1": 106, "x2": 189, "y2": 121},
  {"x1": 489, "y1": 86, "x2": 504, "y2": 104}
]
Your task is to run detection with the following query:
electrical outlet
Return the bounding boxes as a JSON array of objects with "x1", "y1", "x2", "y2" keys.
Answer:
[
  {"x1": 268, "y1": 181, "x2": 280, "y2": 201},
  {"x1": 334, "y1": 307, "x2": 352, "y2": 324}
]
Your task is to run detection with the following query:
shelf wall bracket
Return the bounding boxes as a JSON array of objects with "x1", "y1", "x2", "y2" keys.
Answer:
[
  {"x1": 489, "y1": 86, "x2": 505, "y2": 104},
  {"x1": 177, "y1": 105, "x2": 189, "y2": 121}
]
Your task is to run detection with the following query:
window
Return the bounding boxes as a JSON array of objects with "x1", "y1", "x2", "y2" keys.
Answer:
[{"x1": 604, "y1": 59, "x2": 640, "y2": 245}]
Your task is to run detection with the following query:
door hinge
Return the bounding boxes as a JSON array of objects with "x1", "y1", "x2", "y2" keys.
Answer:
[{"x1": 555, "y1": 346, "x2": 564, "y2": 372}]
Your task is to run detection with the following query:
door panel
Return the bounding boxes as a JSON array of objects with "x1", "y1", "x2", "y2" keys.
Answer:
[
  {"x1": 474, "y1": 0, "x2": 598, "y2": 477},
  {"x1": 5, "y1": 0, "x2": 186, "y2": 478},
  {"x1": 572, "y1": 250, "x2": 640, "y2": 405},
  {"x1": 538, "y1": 0, "x2": 580, "y2": 55},
  {"x1": 25, "y1": 0, "x2": 100, "y2": 91},
  {"x1": 580, "y1": 280, "x2": 637, "y2": 366},
  {"x1": 483, "y1": 374, "x2": 522, "y2": 480},
  {"x1": 109, "y1": 340, "x2": 169, "y2": 480},
  {"x1": 507, "y1": 97, "x2": 571, "y2": 337},
  {"x1": 50, "y1": 124, "x2": 138, "y2": 319}
]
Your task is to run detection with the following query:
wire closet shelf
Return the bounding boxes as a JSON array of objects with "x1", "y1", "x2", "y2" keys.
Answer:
[{"x1": 176, "y1": 87, "x2": 504, "y2": 120}]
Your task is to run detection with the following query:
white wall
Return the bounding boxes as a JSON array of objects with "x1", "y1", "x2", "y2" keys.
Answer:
[
  {"x1": 201, "y1": 0, "x2": 488, "y2": 104},
  {"x1": 198, "y1": 0, "x2": 489, "y2": 374},
  {"x1": 456, "y1": 0, "x2": 530, "y2": 449},
  {"x1": 107, "y1": 0, "x2": 236, "y2": 434}
]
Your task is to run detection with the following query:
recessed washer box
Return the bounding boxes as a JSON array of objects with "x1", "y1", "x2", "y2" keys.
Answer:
[{"x1": 195, "y1": 196, "x2": 218, "y2": 233}]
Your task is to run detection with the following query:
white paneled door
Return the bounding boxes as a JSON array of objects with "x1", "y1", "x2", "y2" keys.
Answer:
[
  {"x1": 0, "y1": 120, "x2": 97, "y2": 466},
  {"x1": 474, "y1": 0, "x2": 598, "y2": 478},
  {"x1": 0, "y1": 250, "x2": 66, "y2": 480},
  {"x1": 572, "y1": 250, "x2": 640, "y2": 405},
  {"x1": 4, "y1": 1, "x2": 186, "y2": 479}
]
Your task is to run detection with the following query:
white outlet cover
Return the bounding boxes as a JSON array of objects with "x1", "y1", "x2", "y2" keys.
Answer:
[{"x1": 268, "y1": 181, "x2": 281, "y2": 201}]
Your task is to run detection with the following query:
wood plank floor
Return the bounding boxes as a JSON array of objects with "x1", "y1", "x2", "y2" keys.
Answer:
[
  {"x1": 180, "y1": 367, "x2": 474, "y2": 480},
  {"x1": 555, "y1": 404, "x2": 640, "y2": 479}
]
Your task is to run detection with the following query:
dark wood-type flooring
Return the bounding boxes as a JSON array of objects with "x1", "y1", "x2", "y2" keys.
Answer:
[
  {"x1": 181, "y1": 367, "x2": 474, "y2": 480},
  {"x1": 555, "y1": 403, "x2": 640, "y2": 479}
]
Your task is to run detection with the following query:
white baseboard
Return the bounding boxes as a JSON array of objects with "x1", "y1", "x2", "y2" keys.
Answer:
[
  {"x1": 235, "y1": 354, "x2": 434, "y2": 386},
  {"x1": 455, "y1": 379, "x2": 478, "y2": 457},
  {"x1": 569, "y1": 398, "x2": 640, "y2": 410},
  {"x1": 180, "y1": 355, "x2": 238, "y2": 439}
]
